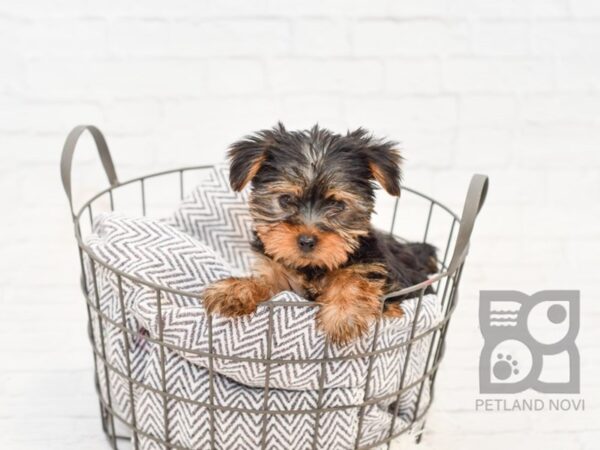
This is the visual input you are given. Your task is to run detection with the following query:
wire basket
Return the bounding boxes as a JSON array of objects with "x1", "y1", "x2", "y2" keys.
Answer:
[{"x1": 61, "y1": 125, "x2": 488, "y2": 450}]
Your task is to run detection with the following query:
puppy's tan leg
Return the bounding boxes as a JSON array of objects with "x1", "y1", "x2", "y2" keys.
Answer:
[
  {"x1": 203, "y1": 277, "x2": 271, "y2": 317},
  {"x1": 380, "y1": 277, "x2": 405, "y2": 318},
  {"x1": 383, "y1": 303, "x2": 404, "y2": 318},
  {"x1": 203, "y1": 255, "x2": 301, "y2": 317},
  {"x1": 315, "y1": 264, "x2": 386, "y2": 345}
]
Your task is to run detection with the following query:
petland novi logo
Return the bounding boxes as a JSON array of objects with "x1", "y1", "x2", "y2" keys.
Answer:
[{"x1": 476, "y1": 290, "x2": 583, "y2": 412}]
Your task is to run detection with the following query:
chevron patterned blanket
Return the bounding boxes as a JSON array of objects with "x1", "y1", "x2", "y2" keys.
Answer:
[{"x1": 83, "y1": 167, "x2": 441, "y2": 450}]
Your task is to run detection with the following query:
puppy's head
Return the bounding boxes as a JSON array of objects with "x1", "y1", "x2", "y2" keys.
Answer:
[{"x1": 228, "y1": 123, "x2": 402, "y2": 270}]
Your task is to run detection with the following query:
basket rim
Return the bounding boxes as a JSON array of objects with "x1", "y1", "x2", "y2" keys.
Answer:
[{"x1": 72, "y1": 164, "x2": 461, "y2": 300}]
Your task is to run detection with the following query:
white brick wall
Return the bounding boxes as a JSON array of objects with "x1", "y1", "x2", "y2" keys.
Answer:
[{"x1": 1, "y1": 1, "x2": 598, "y2": 449}]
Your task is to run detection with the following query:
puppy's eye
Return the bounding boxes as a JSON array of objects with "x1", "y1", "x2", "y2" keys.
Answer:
[
  {"x1": 330, "y1": 200, "x2": 346, "y2": 211},
  {"x1": 278, "y1": 194, "x2": 294, "y2": 208}
]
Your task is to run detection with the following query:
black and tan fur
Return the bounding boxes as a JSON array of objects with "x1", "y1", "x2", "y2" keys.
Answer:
[{"x1": 203, "y1": 124, "x2": 437, "y2": 345}]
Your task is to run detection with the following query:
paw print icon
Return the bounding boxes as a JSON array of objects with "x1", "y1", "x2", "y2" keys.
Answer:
[
  {"x1": 479, "y1": 290, "x2": 579, "y2": 394},
  {"x1": 494, "y1": 353, "x2": 520, "y2": 380}
]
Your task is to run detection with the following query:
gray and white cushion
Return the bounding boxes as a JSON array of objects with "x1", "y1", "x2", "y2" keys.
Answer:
[
  {"x1": 83, "y1": 170, "x2": 440, "y2": 450},
  {"x1": 163, "y1": 164, "x2": 255, "y2": 274}
]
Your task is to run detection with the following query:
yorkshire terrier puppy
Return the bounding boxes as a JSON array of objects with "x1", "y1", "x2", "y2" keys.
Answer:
[{"x1": 203, "y1": 124, "x2": 437, "y2": 345}]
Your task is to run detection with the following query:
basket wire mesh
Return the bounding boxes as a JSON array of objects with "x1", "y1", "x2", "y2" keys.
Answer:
[{"x1": 61, "y1": 125, "x2": 488, "y2": 450}]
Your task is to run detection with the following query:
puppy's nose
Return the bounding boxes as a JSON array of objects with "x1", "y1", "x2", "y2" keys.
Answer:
[{"x1": 297, "y1": 234, "x2": 317, "y2": 252}]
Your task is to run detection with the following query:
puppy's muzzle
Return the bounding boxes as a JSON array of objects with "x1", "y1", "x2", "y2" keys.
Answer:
[{"x1": 297, "y1": 234, "x2": 317, "y2": 253}]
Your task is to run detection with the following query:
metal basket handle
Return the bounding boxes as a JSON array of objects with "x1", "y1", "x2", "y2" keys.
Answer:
[
  {"x1": 61, "y1": 125, "x2": 119, "y2": 218},
  {"x1": 446, "y1": 173, "x2": 489, "y2": 274}
]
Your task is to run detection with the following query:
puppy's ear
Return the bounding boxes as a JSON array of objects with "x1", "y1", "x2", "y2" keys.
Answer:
[
  {"x1": 348, "y1": 128, "x2": 403, "y2": 196},
  {"x1": 227, "y1": 138, "x2": 267, "y2": 191},
  {"x1": 227, "y1": 124, "x2": 285, "y2": 191}
]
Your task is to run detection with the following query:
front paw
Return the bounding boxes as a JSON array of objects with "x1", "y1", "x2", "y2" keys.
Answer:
[
  {"x1": 316, "y1": 293, "x2": 382, "y2": 346},
  {"x1": 316, "y1": 301, "x2": 371, "y2": 346},
  {"x1": 203, "y1": 277, "x2": 270, "y2": 317},
  {"x1": 314, "y1": 268, "x2": 384, "y2": 346}
]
